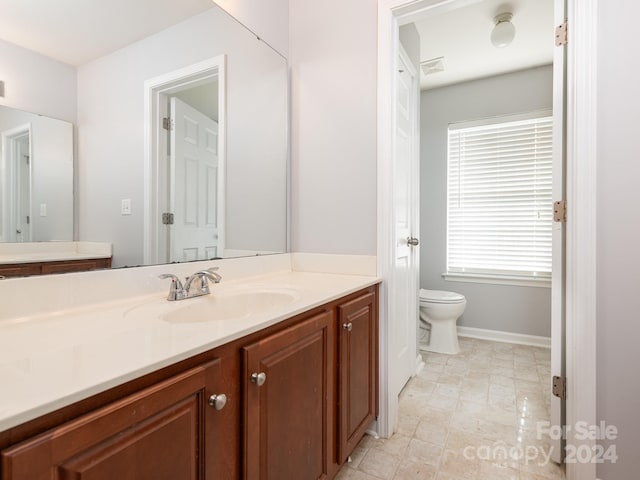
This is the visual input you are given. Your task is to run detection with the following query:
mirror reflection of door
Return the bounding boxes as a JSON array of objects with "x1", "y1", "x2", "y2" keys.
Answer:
[
  {"x1": 1, "y1": 124, "x2": 32, "y2": 243},
  {"x1": 146, "y1": 57, "x2": 226, "y2": 266},
  {"x1": 168, "y1": 95, "x2": 221, "y2": 262}
]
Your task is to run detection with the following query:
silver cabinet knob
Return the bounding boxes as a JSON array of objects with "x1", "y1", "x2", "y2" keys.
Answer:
[
  {"x1": 343, "y1": 322, "x2": 353, "y2": 332},
  {"x1": 250, "y1": 372, "x2": 267, "y2": 386},
  {"x1": 208, "y1": 393, "x2": 227, "y2": 410},
  {"x1": 407, "y1": 237, "x2": 419, "y2": 246}
]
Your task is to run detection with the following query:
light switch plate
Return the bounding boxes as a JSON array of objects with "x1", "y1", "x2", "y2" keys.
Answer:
[
  {"x1": 39, "y1": 204, "x2": 47, "y2": 217},
  {"x1": 121, "y1": 199, "x2": 131, "y2": 215}
]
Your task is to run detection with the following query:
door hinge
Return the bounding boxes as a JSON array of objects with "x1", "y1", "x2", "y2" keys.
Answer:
[
  {"x1": 553, "y1": 200, "x2": 567, "y2": 223},
  {"x1": 26, "y1": 215, "x2": 30, "y2": 225},
  {"x1": 162, "y1": 212, "x2": 174, "y2": 225},
  {"x1": 162, "y1": 117, "x2": 173, "y2": 131},
  {"x1": 555, "y1": 22, "x2": 568, "y2": 46},
  {"x1": 552, "y1": 375, "x2": 567, "y2": 399}
]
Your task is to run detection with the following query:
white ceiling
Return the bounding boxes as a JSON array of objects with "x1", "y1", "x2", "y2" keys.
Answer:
[
  {"x1": 0, "y1": 0, "x2": 215, "y2": 66},
  {"x1": 411, "y1": 0, "x2": 555, "y2": 90}
]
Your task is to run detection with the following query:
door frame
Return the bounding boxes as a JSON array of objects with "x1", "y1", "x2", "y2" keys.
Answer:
[
  {"x1": 377, "y1": 3, "x2": 598, "y2": 480},
  {"x1": 1, "y1": 123, "x2": 32, "y2": 243},
  {"x1": 143, "y1": 56, "x2": 226, "y2": 265}
]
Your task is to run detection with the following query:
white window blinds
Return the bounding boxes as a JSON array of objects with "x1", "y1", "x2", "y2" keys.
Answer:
[{"x1": 447, "y1": 113, "x2": 553, "y2": 279}]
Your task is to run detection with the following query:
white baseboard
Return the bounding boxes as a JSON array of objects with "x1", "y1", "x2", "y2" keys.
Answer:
[{"x1": 457, "y1": 326, "x2": 551, "y2": 348}]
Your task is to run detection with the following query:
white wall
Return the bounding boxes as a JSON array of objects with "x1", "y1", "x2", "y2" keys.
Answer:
[
  {"x1": 0, "y1": 39, "x2": 77, "y2": 124},
  {"x1": 0, "y1": 44, "x2": 75, "y2": 244},
  {"x1": 77, "y1": 7, "x2": 287, "y2": 267},
  {"x1": 290, "y1": 0, "x2": 378, "y2": 255},
  {"x1": 596, "y1": 1, "x2": 640, "y2": 478},
  {"x1": 420, "y1": 65, "x2": 553, "y2": 337},
  {"x1": 0, "y1": 117, "x2": 74, "y2": 243},
  {"x1": 399, "y1": 24, "x2": 420, "y2": 69},
  {"x1": 29, "y1": 117, "x2": 73, "y2": 242}
]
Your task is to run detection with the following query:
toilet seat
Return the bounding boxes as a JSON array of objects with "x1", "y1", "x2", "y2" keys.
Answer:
[{"x1": 419, "y1": 289, "x2": 465, "y2": 304}]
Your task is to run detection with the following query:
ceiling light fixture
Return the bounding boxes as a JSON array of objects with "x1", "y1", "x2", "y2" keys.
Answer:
[{"x1": 491, "y1": 12, "x2": 516, "y2": 48}]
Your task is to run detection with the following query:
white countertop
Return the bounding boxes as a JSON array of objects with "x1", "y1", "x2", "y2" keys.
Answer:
[
  {"x1": 0, "y1": 241, "x2": 112, "y2": 265},
  {"x1": 0, "y1": 269, "x2": 379, "y2": 432}
]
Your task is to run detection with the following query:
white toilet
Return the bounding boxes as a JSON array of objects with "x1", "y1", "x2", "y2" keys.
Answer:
[{"x1": 418, "y1": 289, "x2": 467, "y2": 355}]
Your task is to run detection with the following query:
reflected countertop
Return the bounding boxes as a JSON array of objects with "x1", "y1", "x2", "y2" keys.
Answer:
[{"x1": 0, "y1": 241, "x2": 112, "y2": 264}]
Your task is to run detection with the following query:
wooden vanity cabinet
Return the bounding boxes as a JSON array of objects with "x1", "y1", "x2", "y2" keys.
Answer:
[
  {"x1": 243, "y1": 309, "x2": 335, "y2": 480},
  {"x1": 337, "y1": 291, "x2": 379, "y2": 464},
  {"x1": 0, "y1": 284, "x2": 379, "y2": 480},
  {"x1": 0, "y1": 258, "x2": 112, "y2": 278},
  {"x1": 1, "y1": 360, "x2": 226, "y2": 480}
]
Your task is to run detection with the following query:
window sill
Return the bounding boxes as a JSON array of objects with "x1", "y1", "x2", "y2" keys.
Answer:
[{"x1": 442, "y1": 273, "x2": 551, "y2": 288}]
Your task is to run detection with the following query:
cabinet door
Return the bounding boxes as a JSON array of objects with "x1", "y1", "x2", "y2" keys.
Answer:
[
  {"x1": 1, "y1": 360, "x2": 226, "y2": 480},
  {"x1": 337, "y1": 291, "x2": 378, "y2": 464},
  {"x1": 243, "y1": 310, "x2": 334, "y2": 480}
]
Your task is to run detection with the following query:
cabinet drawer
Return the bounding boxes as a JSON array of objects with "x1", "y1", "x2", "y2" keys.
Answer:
[
  {"x1": 41, "y1": 258, "x2": 111, "y2": 275},
  {"x1": 0, "y1": 264, "x2": 41, "y2": 278}
]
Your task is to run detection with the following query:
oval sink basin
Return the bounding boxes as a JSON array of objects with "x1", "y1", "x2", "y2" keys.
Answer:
[{"x1": 162, "y1": 290, "x2": 299, "y2": 324}]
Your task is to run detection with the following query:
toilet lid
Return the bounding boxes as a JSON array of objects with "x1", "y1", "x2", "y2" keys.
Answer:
[{"x1": 419, "y1": 289, "x2": 465, "y2": 304}]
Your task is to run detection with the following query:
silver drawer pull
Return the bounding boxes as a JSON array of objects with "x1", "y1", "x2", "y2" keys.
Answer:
[
  {"x1": 343, "y1": 322, "x2": 353, "y2": 332},
  {"x1": 208, "y1": 393, "x2": 227, "y2": 410},
  {"x1": 251, "y1": 372, "x2": 267, "y2": 386}
]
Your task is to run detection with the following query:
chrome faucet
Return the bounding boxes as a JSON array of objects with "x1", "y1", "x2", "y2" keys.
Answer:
[{"x1": 158, "y1": 267, "x2": 222, "y2": 301}]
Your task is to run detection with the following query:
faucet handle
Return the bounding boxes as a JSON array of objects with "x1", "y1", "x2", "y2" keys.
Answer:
[{"x1": 158, "y1": 274, "x2": 185, "y2": 301}]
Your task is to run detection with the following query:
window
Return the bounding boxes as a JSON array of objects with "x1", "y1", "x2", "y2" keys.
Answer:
[{"x1": 446, "y1": 112, "x2": 553, "y2": 284}]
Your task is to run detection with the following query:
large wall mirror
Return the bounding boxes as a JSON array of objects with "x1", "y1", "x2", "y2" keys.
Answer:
[{"x1": 0, "y1": 0, "x2": 288, "y2": 269}]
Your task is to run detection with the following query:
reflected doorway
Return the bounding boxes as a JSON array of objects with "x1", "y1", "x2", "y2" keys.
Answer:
[
  {"x1": 144, "y1": 57, "x2": 226, "y2": 265},
  {"x1": 1, "y1": 124, "x2": 32, "y2": 243}
]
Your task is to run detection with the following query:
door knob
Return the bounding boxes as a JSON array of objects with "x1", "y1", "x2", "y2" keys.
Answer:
[
  {"x1": 407, "y1": 237, "x2": 419, "y2": 246},
  {"x1": 343, "y1": 322, "x2": 353, "y2": 332},
  {"x1": 208, "y1": 393, "x2": 227, "y2": 410},
  {"x1": 250, "y1": 372, "x2": 267, "y2": 386}
]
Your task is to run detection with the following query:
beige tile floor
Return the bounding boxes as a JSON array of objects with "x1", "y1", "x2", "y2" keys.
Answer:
[{"x1": 336, "y1": 337, "x2": 566, "y2": 480}]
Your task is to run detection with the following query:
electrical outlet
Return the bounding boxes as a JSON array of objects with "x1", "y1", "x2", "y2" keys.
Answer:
[
  {"x1": 39, "y1": 204, "x2": 47, "y2": 217},
  {"x1": 121, "y1": 199, "x2": 132, "y2": 215}
]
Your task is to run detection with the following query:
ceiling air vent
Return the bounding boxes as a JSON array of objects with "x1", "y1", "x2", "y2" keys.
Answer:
[{"x1": 420, "y1": 56, "x2": 445, "y2": 75}]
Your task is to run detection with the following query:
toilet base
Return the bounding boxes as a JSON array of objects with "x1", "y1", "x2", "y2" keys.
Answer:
[{"x1": 420, "y1": 319, "x2": 460, "y2": 355}]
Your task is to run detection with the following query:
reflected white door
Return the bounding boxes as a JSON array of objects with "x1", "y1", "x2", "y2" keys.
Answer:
[
  {"x1": 389, "y1": 46, "x2": 420, "y2": 421},
  {"x1": 550, "y1": 0, "x2": 567, "y2": 464},
  {"x1": 1, "y1": 126, "x2": 31, "y2": 243},
  {"x1": 170, "y1": 97, "x2": 222, "y2": 262}
]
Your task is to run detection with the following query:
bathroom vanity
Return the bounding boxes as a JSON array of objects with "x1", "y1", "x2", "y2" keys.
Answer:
[
  {"x1": 0, "y1": 262, "x2": 379, "y2": 480},
  {"x1": 0, "y1": 242, "x2": 112, "y2": 277}
]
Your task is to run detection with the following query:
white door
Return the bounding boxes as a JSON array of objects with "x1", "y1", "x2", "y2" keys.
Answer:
[
  {"x1": 550, "y1": 0, "x2": 567, "y2": 464},
  {"x1": 169, "y1": 97, "x2": 222, "y2": 262},
  {"x1": 389, "y1": 46, "x2": 420, "y2": 424}
]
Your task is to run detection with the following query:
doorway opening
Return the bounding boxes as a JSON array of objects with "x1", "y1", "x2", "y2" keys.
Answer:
[
  {"x1": 143, "y1": 57, "x2": 226, "y2": 265},
  {"x1": 1, "y1": 124, "x2": 32, "y2": 243},
  {"x1": 376, "y1": 0, "x2": 569, "y2": 475}
]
